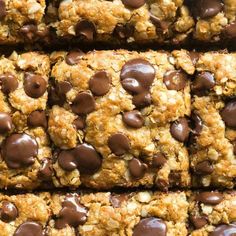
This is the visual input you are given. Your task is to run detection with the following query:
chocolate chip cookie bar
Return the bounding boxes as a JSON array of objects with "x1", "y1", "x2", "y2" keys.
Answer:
[
  {"x1": 50, "y1": 0, "x2": 236, "y2": 45},
  {"x1": 189, "y1": 191, "x2": 236, "y2": 235},
  {"x1": 49, "y1": 49, "x2": 191, "y2": 190},
  {"x1": 0, "y1": 51, "x2": 52, "y2": 189},
  {"x1": 0, "y1": 191, "x2": 189, "y2": 236}
]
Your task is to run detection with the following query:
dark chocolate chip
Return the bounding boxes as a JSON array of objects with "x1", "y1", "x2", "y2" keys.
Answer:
[
  {"x1": 20, "y1": 24, "x2": 38, "y2": 41},
  {"x1": 196, "y1": 192, "x2": 223, "y2": 205},
  {"x1": 58, "y1": 150, "x2": 76, "y2": 171},
  {"x1": 152, "y1": 153, "x2": 167, "y2": 168},
  {"x1": 150, "y1": 14, "x2": 169, "y2": 34},
  {"x1": 1, "y1": 133, "x2": 38, "y2": 169},
  {"x1": 27, "y1": 110, "x2": 47, "y2": 129},
  {"x1": 164, "y1": 70, "x2": 188, "y2": 91},
  {"x1": 133, "y1": 217, "x2": 167, "y2": 236},
  {"x1": 128, "y1": 158, "x2": 147, "y2": 179},
  {"x1": 210, "y1": 224, "x2": 236, "y2": 236},
  {"x1": 220, "y1": 100, "x2": 236, "y2": 128},
  {"x1": 132, "y1": 92, "x2": 152, "y2": 108},
  {"x1": 113, "y1": 24, "x2": 134, "y2": 39},
  {"x1": 170, "y1": 117, "x2": 190, "y2": 142},
  {"x1": 65, "y1": 50, "x2": 84, "y2": 65},
  {"x1": 38, "y1": 158, "x2": 53, "y2": 181},
  {"x1": 224, "y1": 21, "x2": 236, "y2": 39},
  {"x1": 0, "y1": 112, "x2": 13, "y2": 134},
  {"x1": 108, "y1": 133, "x2": 131, "y2": 156},
  {"x1": 73, "y1": 117, "x2": 86, "y2": 130},
  {"x1": 190, "y1": 216, "x2": 208, "y2": 229},
  {"x1": 89, "y1": 71, "x2": 111, "y2": 96},
  {"x1": 75, "y1": 20, "x2": 96, "y2": 41},
  {"x1": 192, "y1": 72, "x2": 215, "y2": 96},
  {"x1": 110, "y1": 194, "x2": 128, "y2": 208},
  {"x1": 0, "y1": 0, "x2": 6, "y2": 20},
  {"x1": 13, "y1": 221, "x2": 44, "y2": 236},
  {"x1": 155, "y1": 178, "x2": 169, "y2": 192},
  {"x1": 189, "y1": 51, "x2": 200, "y2": 65},
  {"x1": 0, "y1": 73, "x2": 18, "y2": 94},
  {"x1": 57, "y1": 81, "x2": 72, "y2": 95},
  {"x1": 0, "y1": 201, "x2": 18, "y2": 222},
  {"x1": 55, "y1": 194, "x2": 87, "y2": 229},
  {"x1": 71, "y1": 92, "x2": 95, "y2": 115},
  {"x1": 122, "y1": 0, "x2": 146, "y2": 9},
  {"x1": 191, "y1": 112, "x2": 203, "y2": 135},
  {"x1": 24, "y1": 73, "x2": 47, "y2": 98},
  {"x1": 122, "y1": 110, "x2": 144, "y2": 128},
  {"x1": 195, "y1": 161, "x2": 214, "y2": 175}
]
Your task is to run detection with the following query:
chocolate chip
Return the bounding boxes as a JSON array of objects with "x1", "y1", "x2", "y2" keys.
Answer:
[
  {"x1": 27, "y1": 110, "x2": 47, "y2": 129},
  {"x1": 224, "y1": 21, "x2": 236, "y2": 39},
  {"x1": 71, "y1": 92, "x2": 95, "y2": 115},
  {"x1": 108, "y1": 133, "x2": 130, "y2": 156},
  {"x1": 191, "y1": 112, "x2": 203, "y2": 135},
  {"x1": 38, "y1": 158, "x2": 53, "y2": 181},
  {"x1": 190, "y1": 216, "x2": 208, "y2": 229},
  {"x1": 164, "y1": 70, "x2": 188, "y2": 91},
  {"x1": 192, "y1": 72, "x2": 215, "y2": 96},
  {"x1": 1, "y1": 133, "x2": 38, "y2": 169},
  {"x1": 170, "y1": 117, "x2": 190, "y2": 142},
  {"x1": 122, "y1": 110, "x2": 144, "y2": 128},
  {"x1": 132, "y1": 92, "x2": 152, "y2": 108},
  {"x1": 121, "y1": 0, "x2": 146, "y2": 9},
  {"x1": 191, "y1": 0, "x2": 223, "y2": 19},
  {"x1": 152, "y1": 153, "x2": 167, "y2": 168},
  {"x1": 195, "y1": 161, "x2": 214, "y2": 175},
  {"x1": 0, "y1": 73, "x2": 18, "y2": 94},
  {"x1": 113, "y1": 24, "x2": 134, "y2": 39},
  {"x1": 110, "y1": 194, "x2": 128, "y2": 208},
  {"x1": 133, "y1": 217, "x2": 167, "y2": 236},
  {"x1": 89, "y1": 71, "x2": 111, "y2": 96},
  {"x1": 150, "y1": 14, "x2": 169, "y2": 34},
  {"x1": 58, "y1": 144, "x2": 102, "y2": 174},
  {"x1": 75, "y1": 20, "x2": 96, "y2": 41},
  {"x1": 210, "y1": 224, "x2": 236, "y2": 236},
  {"x1": 220, "y1": 100, "x2": 236, "y2": 128},
  {"x1": 0, "y1": 201, "x2": 18, "y2": 222},
  {"x1": 13, "y1": 221, "x2": 44, "y2": 236},
  {"x1": 24, "y1": 73, "x2": 47, "y2": 98},
  {"x1": 155, "y1": 178, "x2": 169, "y2": 191},
  {"x1": 55, "y1": 194, "x2": 87, "y2": 229},
  {"x1": 189, "y1": 51, "x2": 200, "y2": 65},
  {"x1": 0, "y1": 0, "x2": 6, "y2": 20},
  {"x1": 196, "y1": 192, "x2": 223, "y2": 205},
  {"x1": 73, "y1": 117, "x2": 86, "y2": 130},
  {"x1": 57, "y1": 81, "x2": 72, "y2": 95},
  {"x1": 20, "y1": 24, "x2": 38, "y2": 41},
  {"x1": 128, "y1": 158, "x2": 147, "y2": 179},
  {"x1": 65, "y1": 50, "x2": 84, "y2": 65},
  {"x1": 0, "y1": 112, "x2": 13, "y2": 134}
]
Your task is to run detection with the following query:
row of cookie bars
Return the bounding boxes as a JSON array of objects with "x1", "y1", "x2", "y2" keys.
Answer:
[
  {"x1": 0, "y1": 49, "x2": 236, "y2": 190},
  {"x1": 0, "y1": 0, "x2": 235, "y2": 45},
  {"x1": 1, "y1": 190, "x2": 236, "y2": 235}
]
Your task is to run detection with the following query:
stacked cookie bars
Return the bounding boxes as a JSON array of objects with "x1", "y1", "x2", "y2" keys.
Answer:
[{"x1": 0, "y1": 0, "x2": 236, "y2": 236}]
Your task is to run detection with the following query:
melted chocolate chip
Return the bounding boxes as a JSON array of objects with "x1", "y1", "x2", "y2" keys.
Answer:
[
  {"x1": 27, "y1": 110, "x2": 47, "y2": 129},
  {"x1": 164, "y1": 70, "x2": 188, "y2": 91},
  {"x1": 73, "y1": 117, "x2": 86, "y2": 130},
  {"x1": 170, "y1": 117, "x2": 190, "y2": 142},
  {"x1": 224, "y1": 21, "x2": 236, "y2": 39},
  {"x1": 152, "y1": 153, "x2": 167, "y2": 168},
  {"x1": 108, "y1": 133, "x2": 131, "y2": 156},
  {"x1": 195, "y1": 161, "x2": 214, "y2": 175},
  {"x1": 192, "y1": 72, "x2": 215, "y2": 96},
  {"x1": 0, "y1": 201, "x2": 18, "y2": 222},
  {"x1": 150, "y1": 14, "x2": 169, "y2": 34},
  {"x1": 89, "y1": 71, "x2": 111, "y2": 96},
  {"x1": 155, "y1": 178, "x2": 169, "y2": 191},
  {"x1": 0, "y1": 112, "x2": 13, "y2": 134},
  {"x1": 132, "y1": 92, "x2": 152, "y2": 108},
  {"x1": 114, "y1": 24, "x2": 134, "y2": 39},
  {"x1": 0, "y1": 73, "x2": 18, "y2": 94},
  {"x1": 133, "y1": 217, "x2": 167, "y2": 236},
  {"x1": 24, "y1": 73, "x2": 47, "y2": 98},
  {"x1": 196, "y1": 192, "x2": 223, "y2": 205},
  {"x1": 210, "y1": 224, "x2": 236, "y2": 236},
  {"x1": 220, "y1": 100, "x2": 236, "y2": 128},
  {"x1": 190, "y1": 216, "x2": 208, "y2": 229},
  {"x1": 191, "y1": 112, "x2": 203, "y2": 135},
  {"x1": 57, "y1": 81, "x2": 72, "y2": 95},
  {"x1": 1, "y1": 133, "x2": 38, "y2": 169},
  {"x1": 55, "y1": 194, "x2": 87, "y2": 229},
  {"x1": 122, "y1": 110, "x2": 144, "y2": 128},
  {"x1": 75, "y1": 20, "x2": 96, "y2": 41},
  {"x1": 58, "y1": 144, "x2": 102, "y2": 174},
  {"x1": 71, "y1": 92, "x2": 95, "y2": 115},
  {"x1": 122, "y1": 0, "x2": 146, "y2": 9},
  {"x1": 38, "y1": 158, "x2": 53, "y2": 181},
  {"x1": 14, "y1": 221, "x2": 44, "y2": 236},
  {"x1": 0, "y1": 0, "x2": 6, "y2": 20},
  {"x1": 65, "y1": 50, "x2": 84, "y2": 65},
  {"x1": 110, "y1": 194, "x2": 128, "y2": 208},
  {"x1": 128, "y1": 158, "x2": 147, "y2": 179},
  {"x1": 189, "y1": 51, "x2": 200, "y2": 65},
  {"x1": 20, "y1": 24, "x2": 38, "y2": 41}
]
